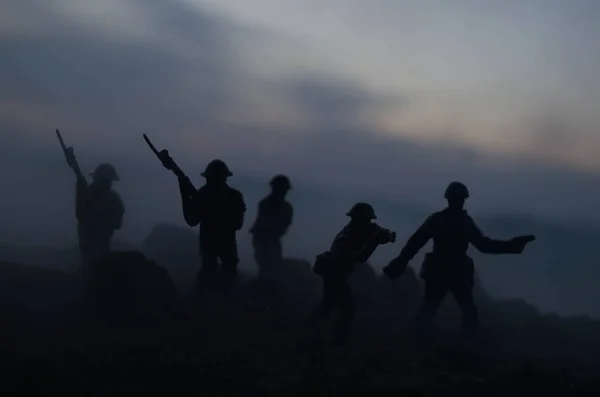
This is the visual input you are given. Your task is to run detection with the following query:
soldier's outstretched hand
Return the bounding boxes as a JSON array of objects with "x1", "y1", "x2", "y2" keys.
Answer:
[
  {"x1": 158, "y1": 149, "x2": 175, "y2": 170},
  {"x1": 510, "y1": 234, "x2": 536, "y2": 254},
  {"x1": 382, "y1": 257, "x2": 407, "y2": 280},
  {"x1": 376, "y1": 228, "x2": 396, "y2": 244},
  {"x1": 389, "y1": 231, "x2": 397, "y2": 243}
]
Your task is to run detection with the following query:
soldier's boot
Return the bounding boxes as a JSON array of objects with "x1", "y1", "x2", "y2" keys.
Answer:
[
  {"x1": 414, "y1": 281, "x2": 448, "y2": 344},
  {"x1": 453, "y1": 285, "x2": 479, "y2": 340}
]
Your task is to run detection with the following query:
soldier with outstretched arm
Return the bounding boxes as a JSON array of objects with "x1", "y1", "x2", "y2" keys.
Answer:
[
  {"x1": 309, "y1": 202, "x2": 396, "y2": 344},
  {"x1": 57, "y1": 130, "x2": 125, "y2": 279},
  {"x1": 383, "y1": 181, "x2": 535, "y2": 339},
  {"x1": 249, "y1": 174, "x2": 294, "y2": 286}
]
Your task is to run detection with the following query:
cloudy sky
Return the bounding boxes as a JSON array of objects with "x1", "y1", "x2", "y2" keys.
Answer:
[{"x1": 1, "y1": 0, "x2": 600, "y2": 244}]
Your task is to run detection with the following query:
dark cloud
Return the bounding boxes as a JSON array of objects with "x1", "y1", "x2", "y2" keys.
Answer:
[{"x1": 0, "y1": 0, "x2": 246, "y2": 149}]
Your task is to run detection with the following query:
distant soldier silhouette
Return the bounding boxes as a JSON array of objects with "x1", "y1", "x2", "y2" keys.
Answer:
[
  {"x1": 249, "y1": 175, "x2": 293, "y2": 285},
  {"x1": 159, "y1": 156, "x2": 246, "y2": 288},
  {"x1": 66, "y1": 153, "x2": 124, "y2": 274},
  {"x1": 383, "y1": 181, "x2": 535, "y2": 339},
  {"x1": 310, "y1": 202, "x2": 396, "y2": 343}
]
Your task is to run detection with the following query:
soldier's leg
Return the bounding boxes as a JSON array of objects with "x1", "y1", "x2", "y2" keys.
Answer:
[
  {"x1": 78, "y1": 238, "x2": 91, "y2": 274},
  {"x1": 333, "y1": 277, "x2": 355, "y2": 343},
  {"x1": 273, "y1": 239, "x2": 283, "y2": 266},
  {"x1": 87, "y1": 238, "x2": 111, "y2": 285},
  {"x1": 415, "y1": 279, "x2": 448, "y2": 334},
  {"x1": 266, "y1": 238, "x2": 284, "y2": 283},
  {"x1": 252, "y1": 234, "x2": 271, "y2": 280},
  {"x1": 78, "y1": 235, "x2": 94, "y2": 298},
  {"x1": 450, "y1": 281, "x2": 478, "y2": 336},
  {"x1": 213, "y1": 236, "x2": 238, "y2": 295},
  {"x1": 199, "y1": 237, "x2": 219, "y2": 278},
  {"x1": 220, "y1": 235, "x2": 239, "y2": 277},
  {"x1": 308, "y1": 275, "x2": 338, "y2": 322}
]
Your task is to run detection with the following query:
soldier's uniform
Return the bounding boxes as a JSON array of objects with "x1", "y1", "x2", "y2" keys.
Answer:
[
  {"x1": 383, "y1": 182, "x2": 535, "y2": 337},
  {"x1": 76, "y1": 163, "x2": 125, "y2": 275},
  {"x1": 311, "y1": 202, "x2": 395, "y2": 342},
  {"x1": 250, "y1": 175, "x2": 293, "y2": 281},
  {"x1": 178, "y1": 159, "x2": 246, "y2": 285}
]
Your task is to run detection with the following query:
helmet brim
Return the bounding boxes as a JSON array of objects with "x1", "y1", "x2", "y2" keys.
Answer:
[
  {"x1": 346, "y1": 212, "x2": 377, "y2": 219},
  {"x1": 90, "y1": 172, "x2": 119, "y2": 181},
  {"x1": 272, "y1": 183, "x2": 291, "y2": 189},
  {"x1": 201, "y1": 172, "x2": 233, "y2": 177}
]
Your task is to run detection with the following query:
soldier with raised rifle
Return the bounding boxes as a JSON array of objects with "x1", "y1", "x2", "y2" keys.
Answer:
[
  {"x1": 56, "y1": 129, "x2": 125, "y2": 279},
  {"x1": 142, "y1": 135, "x2": 246, "y2": 290}
]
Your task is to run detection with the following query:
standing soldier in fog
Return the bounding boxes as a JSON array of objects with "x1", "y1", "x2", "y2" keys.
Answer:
[
  {"x1": 249, "y1": 174, "x2": 293, "y2": 288},
  {"x1": 159, "y1": 154, "x2": 246, "y2": 291},
  {"x1": 58, "y1": 130, "x2": 125, "y2": 281},
  {"x1": 383, "y1": 181, "x2": 535, "y2": 340}
]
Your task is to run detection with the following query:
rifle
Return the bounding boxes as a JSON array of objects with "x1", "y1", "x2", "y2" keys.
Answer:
[
  {"x1": 56, "y1": 129, "x2": 85, "y2": 181},
  {"x1": 56, "y1": 128, "x2": 91, "y2": 221},
  {"x1": 142, "y1": 134, "x2": 196, "y2": 195}
]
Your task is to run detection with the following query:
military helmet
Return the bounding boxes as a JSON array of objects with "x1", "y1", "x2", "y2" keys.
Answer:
[
  {"x1": 444, "y1": 181, "x2": 469, "y2": 199},
  {"x1": 346, "y1": 202, "x2": 377, "y2": 219},
  {"x1": 90, "y1": 163, "x2": 119, "y2": 182},
  {"x1": 201, "y1": 159, "x2": 232, "y2": 178},
  {"x1": 270, "y1": 174, "x2": 291, "y2": 189}
]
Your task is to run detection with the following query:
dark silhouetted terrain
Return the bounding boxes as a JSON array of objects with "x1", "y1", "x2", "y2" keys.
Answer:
[{"x1": 1, "y1": 248, "x2": 600, "y2": 393}]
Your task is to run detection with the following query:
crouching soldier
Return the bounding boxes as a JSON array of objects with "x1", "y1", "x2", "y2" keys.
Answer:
[
  {"x1": 383, "y1": 181, "x2": 535, "y2": 339},
  {"x1": 310, "y1": 202, "x2": 396, "y2": 344}
]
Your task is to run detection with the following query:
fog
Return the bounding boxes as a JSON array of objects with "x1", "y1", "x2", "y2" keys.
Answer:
[{"x1": 1, "y1": 0, "x2": 600, "y2": 318}]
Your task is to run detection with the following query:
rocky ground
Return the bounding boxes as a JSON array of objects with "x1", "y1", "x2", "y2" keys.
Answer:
[{"x1": 1, "y1": 252, "x2": 600, "y2": 395}]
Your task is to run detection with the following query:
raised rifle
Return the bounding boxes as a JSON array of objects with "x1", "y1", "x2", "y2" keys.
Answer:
[
  {"x1": 142, "y1": 133, "x2": 195, "y2": 195},
  {"x1": 56, "y1": 128, "x2": 84, "y2": 180}
]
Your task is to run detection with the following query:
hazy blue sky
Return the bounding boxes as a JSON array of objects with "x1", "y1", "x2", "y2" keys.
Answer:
[
  {"x1": 3, "y1": 0, "x2": 600, "y2": 317},
  {"x1": 1, "y1": 0, "x2": 600, "y2": 244}
]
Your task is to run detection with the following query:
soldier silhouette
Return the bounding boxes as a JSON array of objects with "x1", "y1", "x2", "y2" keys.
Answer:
[
  {"x1": 249, "y1": 175, "x2": 293, "y2": 287},
  {"x1": 383, "y1": 181, "x2": 535, "y2": 339},
  {"x1": 159, "y1": 155, "x2": 246, "y2": 290},
  {"x1": 65, "y1": 149, "x2": 124, "y2": 278},
  {"x1": 310, "y1": 202, "x2": 396, "y2": 344}
]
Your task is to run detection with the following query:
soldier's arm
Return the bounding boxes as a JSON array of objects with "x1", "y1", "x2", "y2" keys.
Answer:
[
  {"x1": 329, "y1": 231, "x2": 355, "y2": 263},
  {"x1": 284, "y1": 203, "x2": 293, "y2": 232},
  {"x1": 74, "y1": 178, "x2": 89, "y2": 221},
  {"x1": 469, "y1": 218, "x2": 516, "y2": 254},
  {"x1": 249, "y1": 199, "x2": 265, "y2": 233},
  {"x1": 181, "y1": 191, "x2": 201, "y2": 227},
  {"x1": 393, "y1": 216, "x2": 434, "y2": 263},
  {"x1": 113, "y1": 193, "x2": 125, "y2": 230},
  {"x1": 275, "y1": 203, "x2": 293, "y2": 237},
  {"x1": 233, "y1": 190, "x2": 246, "y2": 231}
]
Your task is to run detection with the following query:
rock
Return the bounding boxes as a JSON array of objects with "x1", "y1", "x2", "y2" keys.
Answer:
[
  {"x1": 87, "y1": 251, "x2": 178, "y2": 325},
  {"x1": 141, "y1": 223, "x2": 199, "y2": 282}
]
